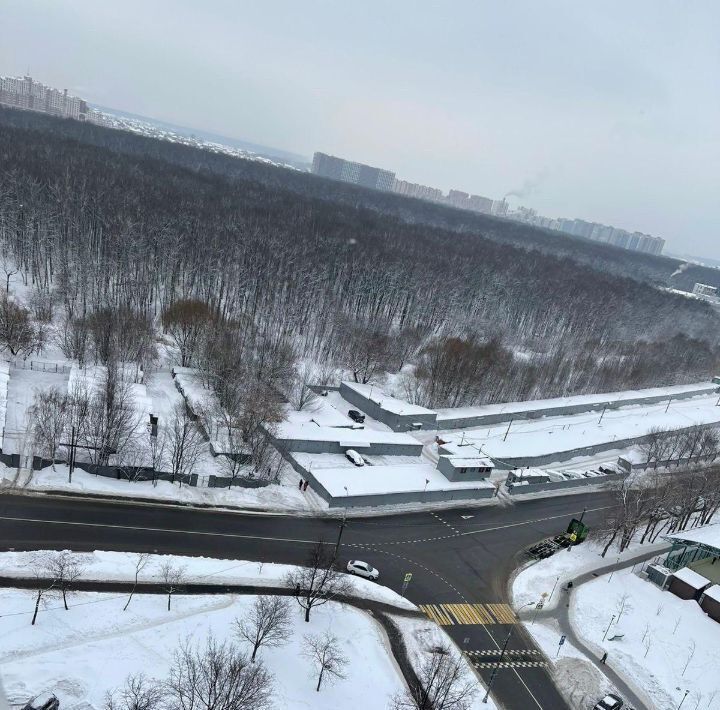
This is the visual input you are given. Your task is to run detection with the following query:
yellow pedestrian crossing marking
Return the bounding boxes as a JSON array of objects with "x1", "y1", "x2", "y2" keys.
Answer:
[
  {"x1": 486, "y1": 603, "x2": 518, "y2": 624},
  {"x1": 419, "y1": 603, "x2": 518, "y2": 626}
]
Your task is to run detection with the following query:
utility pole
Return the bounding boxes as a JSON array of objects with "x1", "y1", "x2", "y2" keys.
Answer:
[
  {"x1": 68, "y1": 425, "x2": 76, "y2": 483},
  {"x1": 333, "y1": 486, "x2": 349, "y2": 560},
  {"x1": 665, "y1": 397, "x2": 673, "y2": 413},
  {"x1": 598, "y1": 405, "x2": 608, "y2": 424},
  {"x1": 503, "y1": 418, "x2": 513, "y2": 442},
  {"x1": 602, "y1": 614, "x2": 616, "y2": 642}
]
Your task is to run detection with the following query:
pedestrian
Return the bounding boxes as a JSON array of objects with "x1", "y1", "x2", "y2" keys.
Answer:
[
  {"x1": 601, "y1": 652, "x2": 608, "y2": 664},
  {"x1": 303, "y1": 480, "x2": 309, "y2": 492},
  {"x1": 299, "y1": 478, "x2": 303, "y2": 490}
]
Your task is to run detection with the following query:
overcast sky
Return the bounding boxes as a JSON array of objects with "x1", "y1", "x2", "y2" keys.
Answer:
[{"x1": 2, "y1": 1, "x2": 718, "y2": 258}]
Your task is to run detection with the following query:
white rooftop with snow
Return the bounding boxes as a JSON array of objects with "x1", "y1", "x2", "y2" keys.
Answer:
[
  {"x1": 435, "y1": 381, "x2": 718, "y2": 421},
  {"x1": 442, "y1": 455, "x2": 493, "y2": 468},
  {"x1": 275, "y1": 422, "x2": 419, "y2": 446},
  {"x1": 341, "y1": 381, "x2": 436, "y2": 416},
  {"x1": 672, "y1": 567, "x2": 711, "y2": 589},
  {"x1": 665, "y1": 523, "x2": 720, "y2": 551},
  {"x1": 703, "y1": 584, "x2": 720, "y2": 603}
]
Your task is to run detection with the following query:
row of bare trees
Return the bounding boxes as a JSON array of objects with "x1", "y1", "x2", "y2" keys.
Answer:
[
  {"x1": 597, "y1": 465, "x2": 720, "y2": 556},
  {"x1": 638, "y1": 425, "x2": 720, "y2": 469}
]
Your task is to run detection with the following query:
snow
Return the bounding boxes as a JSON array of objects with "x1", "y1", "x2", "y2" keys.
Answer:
[
  {"x1": 672, "y1": 567, "x2": 711, "y2": 589},
  {"x1": 275, "y1": 422, "x2": 421, "y2": 446},
  {"x1": 435, "y1": 380, "x2": 718, "y2": 422},
  {"x1": 431, "y1": 391, "x2": 720, "y2": 463},
  {"x1": 5, "y1": 462, "x2": 328, "y2": 513},
  {"x1": 664, "y1": 522, "x2": 720, "y2": 550},
  {"x1": 0, "y1": 590, "x2": 405, "y2": 710},
  {"x1": 0, "y1": 360, "x2": 9, "y2": 449},
  {"x1": 442, "y1": 455, "x2": 493, "y2": 469},
  {"x1": 341, "y1": 381, "x2": 436, "y2": 416},
  {"x1": 301, "y1": 458, "x2": 496, "y2": 497},
  {"x1": 571, "y1": 566, "x2": 720, "y2": 710},
  {"x1": 390, "y1": 614, "x2": 498, "y2": 710},
  {"x1": 0, "y1": 550, "x2": 416, "y2": 611},
  {"x1": 512, "y1": 539, "x2": 669, "y2": 613},
  {"x1": 704, "y1": 585, "x2": 720, "y2": 603}
]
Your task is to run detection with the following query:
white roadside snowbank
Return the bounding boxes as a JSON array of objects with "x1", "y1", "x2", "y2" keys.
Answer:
[{"x1": 0, "y1": 550, "x2": 417, "y2": 611}]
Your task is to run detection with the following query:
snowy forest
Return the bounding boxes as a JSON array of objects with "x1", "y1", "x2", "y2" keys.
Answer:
[{"x1": 0, "y1": 106, "x2": 718, "y2": 410}]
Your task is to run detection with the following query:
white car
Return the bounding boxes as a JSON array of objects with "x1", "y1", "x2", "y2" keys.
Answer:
[
  {"x1": 345, "y1": 449, "x2": 365, "y2": 466},
  {"x1": 347, "y1": 560, "x2": 379, "y2": 580}
]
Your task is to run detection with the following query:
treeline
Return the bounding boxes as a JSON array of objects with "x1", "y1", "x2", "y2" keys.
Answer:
[{"x1": 0, "y1": 110, "x2": 718, "y2": 407}]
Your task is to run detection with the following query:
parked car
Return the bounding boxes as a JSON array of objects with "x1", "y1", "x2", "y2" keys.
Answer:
[
  {"x1": 348, "y1": 409, "x2": 365, "y2": 423},
  {"x1": 345, "y1": 449, "x2": 365, "y2": 466},
  {"x1": 593, "y1": 693, "x2": 623, "y2": 710},
  {"x1": 347, "y1": 560, "x2": 379, "y2": 580}
]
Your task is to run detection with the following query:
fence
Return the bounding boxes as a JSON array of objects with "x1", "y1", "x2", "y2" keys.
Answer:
[
  {"x1": 10, "y1": 358, "x2": 71, "y2": 374},
  {"x1": 506, "y1": 471, "x2": 626, "y2": 495}
]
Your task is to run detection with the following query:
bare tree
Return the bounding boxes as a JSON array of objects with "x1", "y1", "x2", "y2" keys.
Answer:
[
  {"x1": 0, "y1": 293, "x2": 37, "y2": 356},
  {"x1": 0, "y1": 256, "x2": 19, "y2": 293},
  {"x1": 124, "y1": 553, "x2": 151, "y2": 611},
  {"x1": 159, "y1": 561, "x2": 186, "y2": 611},
  {"x1": 682, "y1": 639, "x2": 696, "y2": 677},
  {"x1": 104, "y1": 673, "x2": 165, "y2": 710},
  {"x1": 235, "y1": 595, "x2": 292, "y2": 662},
  {"x1": 168, "y1": 402, "x2": 204, "y2": 484},
  {"x1": 285, "y1": 542, "x2": 352, "y2": 622},
  {"x1": 162, "y1": 299, "x2": 214, "y2": 367},
  {"x1": 166, "y1": 635, "x2": 273, "y2": 710},
  {"x1": 42, "y1": 550, "x2": 86, "y2": 610},
  {"x1": 302, "y1": 631, "x2": 348, "y2": 692},
  {"x1": 28, "y1": 553, "x2": 56, "y2": 625},
  {"x1": 615, "y1": 592, "x2": 632, "y2": 623},
  {"x1": 392, "y1": 645, "x2": 477, "y2": 710},
  {"x1": 31, "y1": 388, "x2": 70, "y2": 468}
]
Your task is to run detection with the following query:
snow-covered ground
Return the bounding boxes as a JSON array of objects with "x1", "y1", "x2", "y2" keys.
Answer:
[
  {"x1": 1, "y1": 461, "x2": 327, "y2": 512},
  {"x1": 391, "y1": 614, "x2": 498, "y2": 710},
  {"x1": 512, "y1": 539, "x2": 668, "y2": 613},
  {"x1": 572, "y1": 567, "x2": 720, "y2": 709},
  {"x1": 0, "y1": 590, "x2": 403, "y2": 710},
  {"x1": 429, "y1": 391, "x2": 720, "y2": 463},
  {"x1": 0, "y1": 550, "x2": 416, "y2": 610}
]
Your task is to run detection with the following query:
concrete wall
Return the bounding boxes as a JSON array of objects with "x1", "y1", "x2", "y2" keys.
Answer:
[
  {"x1": 507, "y1": 471, "x2": 626, "y2": 495},
  {"x1": 700, "y1": 593, "x2": 720, "y2": 623},
  {"x1": 271, "y1": 435, "x2": 422, "y2": 457},
  {"x1": 339, "y1": 382, "x2": 438, "y2": 432},
  {"x1": 668, "y1": 576, "x2": 710, "y2": 601},
  {"x1": 438, "y1": 385, "x2": 718, "y2": 430},
  {"x1": 282, "y1": 451, "x2": 495, "y2": 508},
  {"x1": 486, "y1": 421, "x2": 720, "y2": 470}
]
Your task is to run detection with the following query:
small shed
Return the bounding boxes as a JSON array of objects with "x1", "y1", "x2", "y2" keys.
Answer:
[
  {"x1": 700, "y1": 584, "x2": 720, "y2": 623},
  {"x1": 437, "y1": 455, "x2": 494, "y2": 482},
  {"x1": 668, "y1": 567, "x2": 712, "y2": 601}
]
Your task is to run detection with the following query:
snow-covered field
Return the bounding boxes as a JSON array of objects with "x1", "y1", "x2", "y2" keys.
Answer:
[
  {"x1": 572, "y1": 567, "x2": 720, "y2": 709},
  {"x1": 0, "y1": 590, "x2": 403, "y2": 710}
]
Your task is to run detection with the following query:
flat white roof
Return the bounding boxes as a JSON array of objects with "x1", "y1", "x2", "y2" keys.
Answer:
[
  {"x1": 443, "y1": 456, "x2": 494, "y2": 468},
  {"x1": 665, "y1": 523, "x2": 720, "y2": 551},
  {"x1": 275, "y1": 423, "x2": 421, "y2": 446},
  {"x1": 435, "y1": 381, "x2": 718, "y2": 421},
  {"x1": 341, "y1": 381, "x2": 436, "y2": 417},
  {"x1": 310, "y1": 462, "x2": 495, "y2": 497},
  {"x1": 673, "y1": 567, "x2": 711, "y2": 589}
]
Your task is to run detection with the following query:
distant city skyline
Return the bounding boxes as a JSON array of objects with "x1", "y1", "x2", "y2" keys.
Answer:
[{"x1": 1, "y1": 1, "x2": 717, "y2": 258}]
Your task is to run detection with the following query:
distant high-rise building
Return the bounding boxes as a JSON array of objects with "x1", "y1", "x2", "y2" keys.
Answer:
[
  {"x1": 491, "y1": 198, "x2": 508, "y2": 216},
  {"x1": 312, "y1": 152, "x2": 395, "y2": 191},
  {"x1": 467, "y1": 194, "x2": 493, "y2": 214},
  {"x1": 0, "y1": 75, "x2": 88, "y2": 120}
]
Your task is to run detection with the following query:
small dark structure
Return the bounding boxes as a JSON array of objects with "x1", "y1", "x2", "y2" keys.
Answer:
[
  {"x1": 668, "y1": 567, "x2": 712, "y2": 601},
  {"x1": 23, "y1": 695, "x2": 59, "y2": 710},
  {"x1": 700, "y1": 585, "x2": 720, "y2": 623}
]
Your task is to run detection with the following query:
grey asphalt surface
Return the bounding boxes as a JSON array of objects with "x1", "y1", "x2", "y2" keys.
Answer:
[{"x1": 0, "y1": 490, "x2": 617, "y2": 709}]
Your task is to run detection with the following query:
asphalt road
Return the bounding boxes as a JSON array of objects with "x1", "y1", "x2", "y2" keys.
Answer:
[{"x1": 0, "y1": 490, "x2": 616, "y2": 710}]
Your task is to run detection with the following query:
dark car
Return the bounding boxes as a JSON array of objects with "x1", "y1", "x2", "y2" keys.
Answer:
[
  {"x1": 348, "y1": 409, "x2": 365, "y2": 423},
  {"x1": 594, "y1": 693, "x2": 623, "y2": 710}
]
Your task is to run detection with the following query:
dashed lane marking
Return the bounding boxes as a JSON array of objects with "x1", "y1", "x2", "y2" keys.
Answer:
[{"x1": 431, "y1": 512, "x2": 460, "y2": 534}]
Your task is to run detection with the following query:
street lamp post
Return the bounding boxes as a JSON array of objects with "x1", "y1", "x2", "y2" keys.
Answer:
[
  {"x1": 602, "y1": 614, "x2": 616, "y2": 642},
  {"x1": 334, "y1": 486, "x2": 349, "y2": 560},
  {"x1": 483, "y1": 602, "x2": 534, "y2": 704},
  {"x1": 677, "y1": 689, "x2": 690, "y2": 709}
]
